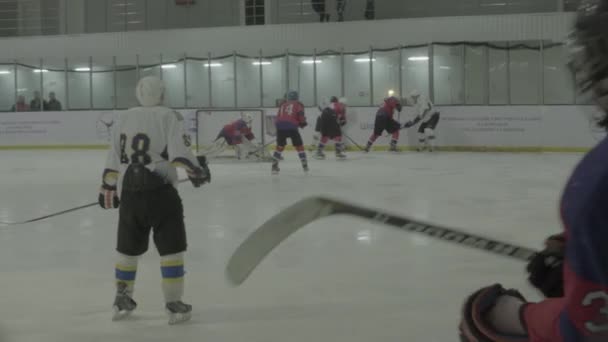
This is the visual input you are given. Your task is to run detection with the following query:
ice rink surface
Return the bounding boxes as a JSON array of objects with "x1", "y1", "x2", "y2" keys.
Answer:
[{"x1": 0, "y1": 150, "x2": 583, "y2": 342}]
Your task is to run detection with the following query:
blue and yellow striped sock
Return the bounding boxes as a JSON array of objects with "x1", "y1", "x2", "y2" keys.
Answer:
[
  {"x1": 115, "y1": 254, "x2": 138, "y2": 295},
  {"x1": 161, "y1": 253, "x2": 185, "y2": 303}
]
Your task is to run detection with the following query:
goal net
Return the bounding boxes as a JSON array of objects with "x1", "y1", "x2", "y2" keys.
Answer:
[{"x1": 195, "y1": 108, "x2": 276, "y2": 162}]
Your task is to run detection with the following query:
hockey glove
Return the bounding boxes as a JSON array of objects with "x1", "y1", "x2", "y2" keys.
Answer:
[
  {"x1": 338, "y1": 117, "x2": 347, "y2": 126},
  {"x1": 98, "y1": 184, "x2": 120, "y2": 209},
  {"x1": 526, "y1": 233, "x2": 565, "y2": 298},
  {"x1": 459, "y1": 284, "x2": 529, "y2": 342},
  {"x1": 299, "y1": 121, "x2": 308, "y2": 129},
  {"x1": 187, "y1": 156, "x2": 211, "y2": 188},
  {"x1": 402, "y1": 121, "x2": 415, "y2": 129}
]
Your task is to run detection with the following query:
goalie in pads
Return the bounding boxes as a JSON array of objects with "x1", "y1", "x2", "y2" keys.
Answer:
[
  {"x1": 98, "y1": 76, "x2": 210, "y2": 325},
  {"x1": 460, "y1": 1, "x2": 608, "y2": 341},
  {"x1": 214, "y1": 113, "x2": 262, "y2": 160}
]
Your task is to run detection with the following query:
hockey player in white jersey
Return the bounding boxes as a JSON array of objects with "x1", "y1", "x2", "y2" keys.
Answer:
[
  {"x1": 98, "y1": 76, "x2": 210, "y2": 325},
  {"x1": 408, "y1": 90, "x2": 441, "y2": 152}
]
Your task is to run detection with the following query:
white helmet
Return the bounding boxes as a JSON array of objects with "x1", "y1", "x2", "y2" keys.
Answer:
[
  {"x1": 320, "y1": 96, "x2": 331, "y2": 109},
  {"x1": 136, "y1": 76, "x2": 165, "y2": 107},
  {"x1": 409, "y1": 89, "x2": 421, "y2": 98},
  {"x1": 241, "y1": 113, "x2": 253, "y2": 126}
]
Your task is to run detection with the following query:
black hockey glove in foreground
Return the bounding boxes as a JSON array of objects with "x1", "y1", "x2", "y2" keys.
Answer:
[
  {"x1": 188, "y1": 156, "x2": 211, "y2": 188},
  {"x1": 99, "y1": 184, "x2": 120, "y2": 209},
  {"x1": 526, "y1": 233, "x2": 565, "y2": 298}
]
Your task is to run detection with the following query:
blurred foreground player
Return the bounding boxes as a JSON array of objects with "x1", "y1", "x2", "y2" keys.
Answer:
[
  {"x1": 459, "y1": 1, "x2": 608, "y2": 341},
  {"x1": 98, "y1": 76, "x2": 210, "y2": 325},
  {"x1": 364, "y1": 96, "x2": 403, "y2": 152},
  {"x1": 315, "y1": 96, "x2": 347, "y2": 160},
  {"x1": 272, "y1": 90, "x2": 308, "y2": 174},
  {"x1": 215, "y1": 113, "x2": 260, "y2": 159}
]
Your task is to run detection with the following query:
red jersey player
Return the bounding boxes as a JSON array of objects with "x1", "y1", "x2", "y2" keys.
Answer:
[
  {"x1": 364, "y1": 96, "x2": 403, "y2": 152},
  {"x1": 459, "y1": 1, "x2": 608, "y2": 341},
  {"x1": 272, "y1": 90, "x2": 308, "y2": 174}
]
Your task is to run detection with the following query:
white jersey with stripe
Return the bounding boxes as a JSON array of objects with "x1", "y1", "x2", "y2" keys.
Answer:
[
  {"x1": 412, "y1": 96, "x2": 436, "y2": 123},
  {"x1": 102, "y1": 106, "x2": 200, "y2": 194}
]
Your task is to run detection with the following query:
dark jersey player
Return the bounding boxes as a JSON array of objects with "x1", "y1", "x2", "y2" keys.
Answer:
[
  {"x1": 315, "y1": 96, "x2": 347, "y2": 160},
  {"x1": 459, "y1": 1, "x2": 608, "y2": 341}
]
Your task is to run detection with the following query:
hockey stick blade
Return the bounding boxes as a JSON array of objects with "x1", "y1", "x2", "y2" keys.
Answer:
[
  {"x1": 0, "y1": 178, "x2": 192, "y2": 226},
  {"x1": 226, "y1": 196, "x2": 538, "y2": 286}
]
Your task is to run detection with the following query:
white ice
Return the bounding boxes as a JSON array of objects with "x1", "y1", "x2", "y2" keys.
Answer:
[{"x1": 0, "y1": 150, "x2": 582, "y2": 342}]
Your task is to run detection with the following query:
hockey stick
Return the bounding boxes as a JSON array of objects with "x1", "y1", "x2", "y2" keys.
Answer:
[
  {"x1": 246, "y1": 140, "x2": 276, "y2": 160},
  {"x1": 226, "y1": 196, "x2": 538, "y2": 286},
  {"x1": 344, "y1": 134, "x2": 365, "y2": 151},
  {"x1": 0, "y1": 178, "x2": 194, "y2": 226}
]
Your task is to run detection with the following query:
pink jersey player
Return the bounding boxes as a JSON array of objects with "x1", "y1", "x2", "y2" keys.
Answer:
[{"x1": 271, "y1": 91, "x2": 308, "y2": 174}]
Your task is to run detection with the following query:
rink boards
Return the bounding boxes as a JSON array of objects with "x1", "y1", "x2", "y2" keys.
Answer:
[{"x1": 0, "y1": 106, "x2": 602, "y2": 152}]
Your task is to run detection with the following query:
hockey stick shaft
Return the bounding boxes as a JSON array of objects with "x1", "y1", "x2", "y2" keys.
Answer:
[
  {"x1": 343, "y1": 134, "x2": 365, "y2": 151},
  {"x1": 0, "y1": 178, "x2": 191, "y2": 226},
  {"x1": 328, "y1": 199, "x2": 538, "y2": 262}
]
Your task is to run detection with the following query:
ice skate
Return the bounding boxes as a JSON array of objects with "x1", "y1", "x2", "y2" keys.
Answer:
[
  {"x1": 271, "y1": 160, "x2": 280, "y2": 175},
  {"x1": 313, "y1": 150, "x2": 326, "y2": 160},
  {"x1": 302, "y1": 161, "x2": 309, "y2": 173},
  {"x1": 112, "y1": 282, "x2": 137, "y2": 321},
  {"x1": 389, "y1": 145, "x2": 401, "y2": 153},
  {"x1": 166, "y1": 300, "x2": 192, "y2": 325},
  {"x1": 336, "y1": 150, "x2": 347, "y2": 160}
]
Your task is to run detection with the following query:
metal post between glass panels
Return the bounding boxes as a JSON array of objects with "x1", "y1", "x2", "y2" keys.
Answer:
[
  {"x1": 113, "y1": 56, "x2": 117, "y2": 109},
  {"x1": 428, "y1": 44, "x2": 434, "y2": 103},
  {"x1": 483, "y1": 45, "x2": 490, "y2": 105},
  {"x1": 207, "y1": 53, "x2": 213, "y2": 107},
  {"x1": 461, "y1": 45, "x2": 466, "y2": 105},
  {"x1": 64, "y1": 58, "x2": 69, "y2": 110},
  {"x1": 506, "y1": 42, "x2": 511, "y2": 105},
  {"x1": 539, "y1": 40, "x2": 545, "y2": 105},
  {"x1": 39, "y1": 58, "x2": 44, "y2": 112},
  {"x1": 89, "y1": 56, "x2": 93, "y2": 109},
  {"x1": 233, "y1": 51, "x2": 238, "y2": 107},
  {"x1": 340, "y1": 47, "x2": 345, "y2": 98},
  {"x1": 285, "y1": 50, "x2": 290, "y2": 95},
  {"x1": 13, "y1": 60, "x2": 17, "y2": 112},
  {"x1": 313, "y1": 49, "x2": 318, "y2": 106},
  {"x1": 184, "y1": 53, "x2": 189, "y2": 108},
  {"x1": 369, "y1": 46, "x2": 373, "y2": 106},
  {"x1": 398, "y1": 45, "x2": 403, "y2": 100},
  {"x1": 259, "y1": 49, "x2": 264, "y2": 107}
]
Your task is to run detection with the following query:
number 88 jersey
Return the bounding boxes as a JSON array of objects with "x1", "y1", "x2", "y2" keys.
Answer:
[{"x1": 102, "y1": 107, "x2": 200, "y2": 193}]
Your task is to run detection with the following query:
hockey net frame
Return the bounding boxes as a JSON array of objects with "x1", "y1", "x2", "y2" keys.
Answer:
[{"x1": 195, "y1": 108, "x2": 276, "y2": 162}]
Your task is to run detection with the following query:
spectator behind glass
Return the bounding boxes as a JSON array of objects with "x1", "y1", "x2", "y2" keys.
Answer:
[
  {"x1": 30, "y1": 91, "x2": 42, "y2": 111},
  {"x1": 11, "y1": 95, "x2": 30, "y2": 112},
  {"x1": 45, "y1": 92, "x2": 62, "y2": 111}
]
